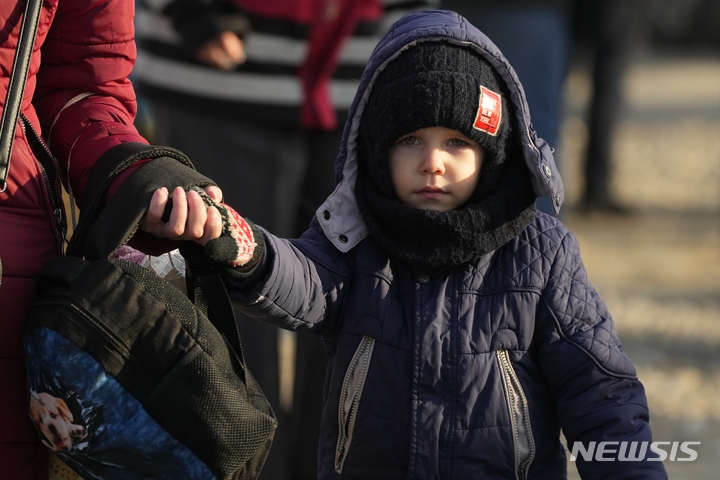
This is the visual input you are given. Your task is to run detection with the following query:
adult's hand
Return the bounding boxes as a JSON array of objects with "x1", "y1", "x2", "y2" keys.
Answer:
[{"x1": 195, "y1": 31, "x2": 245, "y2": 71}]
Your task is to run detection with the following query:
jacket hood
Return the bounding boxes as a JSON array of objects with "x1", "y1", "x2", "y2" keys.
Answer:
[{"x1": 315, "y1": 9, "x2": 563, "y2": 252}]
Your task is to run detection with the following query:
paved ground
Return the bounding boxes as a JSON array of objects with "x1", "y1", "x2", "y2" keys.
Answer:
[{"x1": 559, "y1": 48, "x2": 720, "y2": 479}]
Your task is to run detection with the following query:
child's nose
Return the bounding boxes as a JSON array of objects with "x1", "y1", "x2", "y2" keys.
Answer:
[{"x1": 421, "y1": 149, "x2": 446, "y2": 175}]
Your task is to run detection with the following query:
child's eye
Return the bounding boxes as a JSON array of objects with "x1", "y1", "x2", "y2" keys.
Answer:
[
  {"x1": 398, "y1": 136, "x2": 420, "y2": 145},
  {"x1": 448, "y1": 138, "x2": 467, "y2": 147}
]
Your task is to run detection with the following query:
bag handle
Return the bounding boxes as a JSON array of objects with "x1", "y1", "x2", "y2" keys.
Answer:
[
  {"x1": 66, "y1": 142, "x2": 214, "y2": 260},
  {"x1": 105, "y1": 160, "x2": 247, "y2": 369},
  {"x1": 0, "y1": 0, "x2": 43, "y2": 193}
]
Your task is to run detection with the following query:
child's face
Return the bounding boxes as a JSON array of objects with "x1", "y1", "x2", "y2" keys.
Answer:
[{"x1": 388, "y1": 126, "x2": 484, "y2": 212}]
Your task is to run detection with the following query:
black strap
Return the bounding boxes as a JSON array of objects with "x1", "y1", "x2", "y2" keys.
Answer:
[
  {"x1": 181, "y1": 242, "x2": 247, "y2": 377},
  {"x1": 0, "y1": 0, "x2": 43, "y2": 192}
]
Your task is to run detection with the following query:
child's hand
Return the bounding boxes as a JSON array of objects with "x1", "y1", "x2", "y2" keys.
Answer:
[
  {"x1": 140, "y1": 186, "x2": 223, "y2": 245},
  {"x1": 140, "y1": 186, "x2": 258, "y2": 268}
]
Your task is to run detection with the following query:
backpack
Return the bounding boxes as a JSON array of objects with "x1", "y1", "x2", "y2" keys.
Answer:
[{"x1": 24, "y1": 144, "x2": 277, "y2": 480}]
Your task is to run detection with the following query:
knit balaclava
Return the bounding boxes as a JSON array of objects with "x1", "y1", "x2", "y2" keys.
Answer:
[{"x1": 355, "y1": 41, "x2": 537, "y2": 269}]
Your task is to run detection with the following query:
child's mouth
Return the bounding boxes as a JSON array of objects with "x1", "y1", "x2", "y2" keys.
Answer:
[{"x1": 416, "y1": 186, "x2": 447, "y2": 199}]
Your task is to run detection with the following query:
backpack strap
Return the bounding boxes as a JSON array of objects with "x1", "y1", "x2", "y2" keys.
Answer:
[
  {"x1": 0, "y1": 0, "x2": 42, "y2": 193},
  {"x1": 181, "y1": 242, "x2": 247, "y2": 374}
]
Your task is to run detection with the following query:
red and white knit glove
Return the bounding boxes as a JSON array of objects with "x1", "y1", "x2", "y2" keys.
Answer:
[{"x1": 192, "y1": 187, "x2": 258, "y2": 268}]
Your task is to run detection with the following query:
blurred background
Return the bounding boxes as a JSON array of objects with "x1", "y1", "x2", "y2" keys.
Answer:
[
  {"x1": 560, "y1": 1, "x2": 720, "y2": 478},
  {"x1": 130, "y1": 0, "x2": 720, "y2": 478}
]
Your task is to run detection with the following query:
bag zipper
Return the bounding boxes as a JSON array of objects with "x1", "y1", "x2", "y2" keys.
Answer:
[
  {"x1": 335, "y1": 335, "x2": 375, "y2": 474},
  {"x1": 28, "y1": 299, "x2": 159, "y2": 386},
  {"x1": 497, "y1": 349, "x2": 536, "y2": 480}
]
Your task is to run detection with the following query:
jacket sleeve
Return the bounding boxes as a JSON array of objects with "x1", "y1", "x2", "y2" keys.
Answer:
[
  {"x1": 535, "y1": 231, "x2": 667, "y2": 479},
  {"x1": 225, "y1": 225, "x2": 353, "y2": 335},
  {"x1": 32, "y1": 0, "x2": 149, "y2": 207}
]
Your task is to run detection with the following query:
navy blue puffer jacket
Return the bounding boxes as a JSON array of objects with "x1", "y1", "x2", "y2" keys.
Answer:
[{"x1": 229, "y1": 10, "x2": 667, "y2": 480}]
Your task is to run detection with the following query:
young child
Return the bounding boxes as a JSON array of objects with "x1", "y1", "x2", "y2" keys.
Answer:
[{"x1": 152, "y1": 9, "x2": 667, "y2": 480}]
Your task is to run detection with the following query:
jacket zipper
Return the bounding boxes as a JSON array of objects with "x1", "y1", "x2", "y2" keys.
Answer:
[
  {"x1": 497, "y1": 349, "x2": 536, "y2": 480},
  {"x1": 335, "y1": 335, "x2": 375, "y2": 474},
  {"x1": 29, "y1": 299, "x2": 159, "y2": 386},
  {"x1": 20, "y1": 113, "x2": 66, "y2": 252}
]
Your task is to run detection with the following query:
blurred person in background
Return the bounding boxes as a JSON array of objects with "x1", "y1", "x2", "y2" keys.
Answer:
[
  {"x1": 132, "y1": 1, "x2": 438, "y2": 478},
  {"x1": 573, "y1": 0, "x2": 649, "y2": 213},
  {"x1": 441, "y1": 0, "x2": 573, "y2": 215},
  {"x1": 575, "y1": 0, "x2": 719, "y2": 212}
]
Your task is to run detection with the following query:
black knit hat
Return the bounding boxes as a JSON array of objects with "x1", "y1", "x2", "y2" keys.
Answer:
[
  {"x1": 358, "y1": 41, "x2": 516, "y2": 200},
  {"x1": 354, "y1": 40, "x2": 537, "y2": 268}
]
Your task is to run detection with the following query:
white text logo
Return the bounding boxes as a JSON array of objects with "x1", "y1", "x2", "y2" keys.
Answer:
[{"x1": 569, "y1": 441, "x2": 700, "y2": 462}]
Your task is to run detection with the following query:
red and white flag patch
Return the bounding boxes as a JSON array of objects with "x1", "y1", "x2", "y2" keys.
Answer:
[{"x1": 473, "y1": 86, "x2": 502, "y2": 136}]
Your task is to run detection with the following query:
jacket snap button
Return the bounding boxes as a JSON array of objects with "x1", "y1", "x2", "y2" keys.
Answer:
[
  {"x1": 323, "y1": 210, "x2": 331, "y2": 220},
  {"x1": 542, "y1": 164, "x2": 552, "y2": 178},
  {"x1": 417, "y1": 274, "x2": 430, "y2": 284},
  {"x1": 338, "y1": 234, "x2": 348, "y2": 244}
]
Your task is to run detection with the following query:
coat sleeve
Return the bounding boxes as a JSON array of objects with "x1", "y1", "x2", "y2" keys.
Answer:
[
  {"x1": 33, "y1": 0, "x2": 149, "y2": 206},
  {"x1": 226, "y1": 226, "x2": 353, "y2": 335},
  {"x1": 535, "y1": 231, "x2": 667, "y2": 479}
]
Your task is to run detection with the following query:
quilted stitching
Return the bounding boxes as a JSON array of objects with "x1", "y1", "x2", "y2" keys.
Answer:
[
  {"x1": 542, "y1": 222, "x2": 636, "y2": 377},
  {"x1": 462, "y1": 212, "x2": 635, "y2": 377},
  {"x1": 463, "y1": 212, "x2": 564, "y2": 292}
]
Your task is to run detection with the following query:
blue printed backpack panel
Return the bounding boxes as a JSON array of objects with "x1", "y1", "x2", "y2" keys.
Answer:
[{"x1": 25, "y1": 327, "x2": 215, "y2": 480}]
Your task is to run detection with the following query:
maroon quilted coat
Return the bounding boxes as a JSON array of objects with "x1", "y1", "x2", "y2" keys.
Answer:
[{"x1": 0, "y1": 1, "x2": 149, "y2": 478}]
